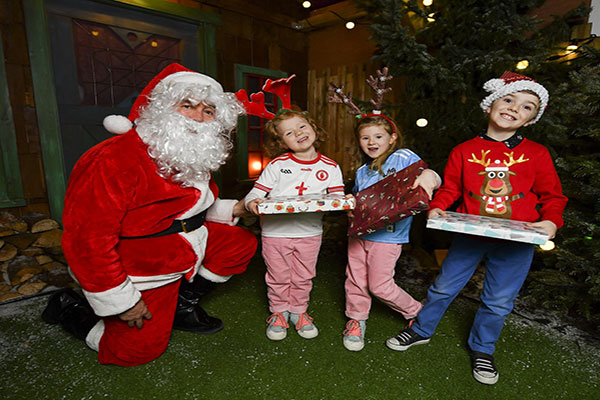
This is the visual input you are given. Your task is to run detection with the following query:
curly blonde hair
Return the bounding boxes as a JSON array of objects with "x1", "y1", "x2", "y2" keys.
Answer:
[
  {"x1": 354, "y1": 115, "x2": 404, "y2": 176},
  {"x1": 263, "y1": 110, "x2": 328, "y2": 158}
]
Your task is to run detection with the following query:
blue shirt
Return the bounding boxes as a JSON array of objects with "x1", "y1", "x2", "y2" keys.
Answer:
[{"x1": 353, "y1": 149, "x2": 421, "y2": 244}]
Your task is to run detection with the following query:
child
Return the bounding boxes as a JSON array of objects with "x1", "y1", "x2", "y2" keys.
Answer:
[
  {"x1": 245, "y1": 110, "x2": 345, "y2": 341},
  {"x1": 342, "y1": 114, "x2": 440, "y2": 351},
  {"x1": 385, "y1": 71, "x2": 568, "y2": 385}
]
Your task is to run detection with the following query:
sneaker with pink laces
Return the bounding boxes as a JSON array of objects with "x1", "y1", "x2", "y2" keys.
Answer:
[
  {"x1": 266, "y1": 311, "x2": 289, "y2": 341},
  {"x1": 289, "y1": 312, "x2": 319, "y2": 339},
  {"x1": 343, "y1": 319, "x2": 366, "y2": 351}
]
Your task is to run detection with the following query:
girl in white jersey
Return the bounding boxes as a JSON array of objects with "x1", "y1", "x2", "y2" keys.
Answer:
[
  {"x1": 342, "y1": 115, "x2": 440, "y2": 351},
  {"x1": 245, "y1": 110, "x2": 345, "y2": 341}
]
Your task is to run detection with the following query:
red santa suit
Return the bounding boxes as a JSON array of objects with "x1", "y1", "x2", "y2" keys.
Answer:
[{"x1": 61, "y1": 64, "x2": 257, "y2": 366}]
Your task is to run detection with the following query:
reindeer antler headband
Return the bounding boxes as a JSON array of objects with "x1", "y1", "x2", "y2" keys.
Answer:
[
  {"x1": 235, "y1": 74, "x2": 296, "y2": 120},
  {"x1": 328, "y1": 67, "x2": 395, "y2": 132}
]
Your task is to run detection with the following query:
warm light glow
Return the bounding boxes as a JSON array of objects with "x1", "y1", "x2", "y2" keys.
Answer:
[
  {"x1": 539, "y1": 240, "x2": 555, "y2": 251},
  {"x1": 151, "y1": 41, "x2": 158, "y2": 48},
  {"x1": 251, "y1": 161, "x2": 262, "y2": 172},
  {"x1": 423, "y1": 0, "x2": 433, "y2": 6},
  {"x1": 416, "y1": 118, "x2": 428, "y2": 127},
  {"x1": 566, "y1": 44, "x2": 578, "y2": 51},
  {"x1": 345, "y1": 21, "x2": 355, "y2": 30},
  {"x1": 302, "y1": 1, "x2": 311, "y2": 8},
  {"x1": 91, "y1": 30, "x2": 99, "y2": 37},
  {"x1": 516, "y1": 60, "x2": 529, "y2": 70},
  {"x1": 427, "y1": 13, "x2": 435, "y2": 22}
]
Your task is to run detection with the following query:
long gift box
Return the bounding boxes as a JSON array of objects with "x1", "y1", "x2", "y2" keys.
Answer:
[
  {"x1": 426, "y1": 211, "x2": 549, "y2": 245},
  {"x1": 348, "y1": 160, "x2": 429, "y2": 237},
  {"x1": 257, "y1": 194, "x2": 355, "y2": 215}
]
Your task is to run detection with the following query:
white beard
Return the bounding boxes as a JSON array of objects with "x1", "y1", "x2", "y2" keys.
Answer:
[{"x1": 136, "y1": 108, "x2": 232, "y2": 187}]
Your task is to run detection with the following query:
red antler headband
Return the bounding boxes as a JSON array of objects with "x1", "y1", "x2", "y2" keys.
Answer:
[
  {"x1": 235, "y1": 74, "x2": 296, "y2": 120},
  {"x1": 327, "y1": 67, "x2": 395, "y2": 132}
]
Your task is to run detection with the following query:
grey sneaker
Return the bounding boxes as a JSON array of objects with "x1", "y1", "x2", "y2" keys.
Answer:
[
  {"x1": 471, "y1": 351, "x2": 499, "y2": 385},
  {"x1": 266, "y1": 311, "x2": 289, "y2": 341},
  {"x1": 343, "y1": 319, "x2": 366, "y2": 351},
  {"x1": 386, "y1": 320, "x2": 430, "y2": 351},
  {"x1": 290, "y1": 312, "x2": 318, "y2": 339}
]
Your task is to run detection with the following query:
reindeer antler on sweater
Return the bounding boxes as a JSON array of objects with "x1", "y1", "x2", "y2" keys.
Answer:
[
  {"x1": 366, "y1": 67, "x2": 393, "y2": 112},
  {"x1": 327, "y1": 82, "x2": 363, "y2": 116},
  {"x1": 235, "y1": 74, "x2": 296, "y2": 120}
]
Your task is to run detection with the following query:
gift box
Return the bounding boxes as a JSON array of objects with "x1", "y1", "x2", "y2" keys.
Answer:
[
  {"x1": 348, "y1": 160, "x2": 430, "y2": 237},
  {"x1": 426, "y1": 211, "x2": 549, "y2": 245},
  {"x1": 257, "y1": 194, "x2": 355, "y2": 215}
]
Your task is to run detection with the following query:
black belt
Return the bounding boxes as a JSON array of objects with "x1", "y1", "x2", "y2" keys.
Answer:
[{"x1": 120, "y1": 211, "x2": 207, "y2": 239}]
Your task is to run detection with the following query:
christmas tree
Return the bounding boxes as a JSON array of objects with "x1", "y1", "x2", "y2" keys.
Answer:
[{"x1": 359, "y1": 0, "x2": 600, "y2": 326}]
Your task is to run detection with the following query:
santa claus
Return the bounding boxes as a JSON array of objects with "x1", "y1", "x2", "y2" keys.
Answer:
[{"x1": 42, "y1": 63, "x2": 258, "y2": 367}]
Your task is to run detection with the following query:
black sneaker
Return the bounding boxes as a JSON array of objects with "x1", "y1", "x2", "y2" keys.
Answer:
[
  {"x1": 471, "y1": 351, "x2": 499, "y2": 385},
  {"x1": 385, "y1": 320, "x2": 431, "y2": 351}
]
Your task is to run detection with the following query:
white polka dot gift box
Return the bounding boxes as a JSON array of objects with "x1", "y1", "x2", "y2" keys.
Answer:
[{"x1": 257, "y1": 194, "x2": 355, "y2": 215}]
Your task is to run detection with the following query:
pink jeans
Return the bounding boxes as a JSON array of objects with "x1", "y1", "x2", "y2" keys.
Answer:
[
  {"x1": 262, "y1": 235, "x2": 322, "y2": 314},
  {"x1": 345, "y1": 237, "x2": 422, "y2": 321}
]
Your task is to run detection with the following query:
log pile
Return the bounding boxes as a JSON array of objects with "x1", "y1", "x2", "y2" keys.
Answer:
[{"x1": 0, "y1": 211, "x2": 75, "y2": 303}]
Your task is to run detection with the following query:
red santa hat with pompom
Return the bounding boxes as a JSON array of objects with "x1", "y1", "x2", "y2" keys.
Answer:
[
  {"x1": 480, "y1": 71, "x2": 549, "y2": 124},
  {"x1": 102, "y1": 63, "x2": 225, "y2": 134}
]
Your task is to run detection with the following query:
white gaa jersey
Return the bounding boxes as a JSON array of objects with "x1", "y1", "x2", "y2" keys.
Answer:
[{"x1": 245, "y1": 152, "x2": 344, "y2": 238}]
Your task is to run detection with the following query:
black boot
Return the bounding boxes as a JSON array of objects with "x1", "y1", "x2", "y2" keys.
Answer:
[
  {"x1": 173, "y1": 277, "x2": 224, "y2": 334},
  {"x1": 42, "y1": 289, "x2": 99, "y2": 341}
]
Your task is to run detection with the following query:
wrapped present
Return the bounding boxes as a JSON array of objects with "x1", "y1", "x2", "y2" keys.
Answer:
[
  {"x1": 348, "y1": 160, "x2": 429, "y2": 237},
  {"x1": 257, "y1": 194, "x2": 355, "y2": 215},
  {"x1": 426, "y1": 211, "x2": 549, "y2": 245}
]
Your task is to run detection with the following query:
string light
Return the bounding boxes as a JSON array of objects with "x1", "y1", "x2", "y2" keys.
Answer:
[
  {"x1": 539, "y1": 241, "x2": 555, "y2": 251},
  {"x1": 427, "y1": 13, "x2": 435, "y2": 22},
  {"x1": 302, "y1": 1, "x2": 311, "y2": 8},
  {"x1": 516, "y1": 60, "x2": 529, "y2": 70},
  {"x1": 416, "y1": 118, "x2": 428, "y2": 127},
  {"x1": 345, "y1": 21, "x2": 355, "y2": 29},
  {"x1": 423, "y1": 0, "x2": 433, "y2": 6},
  {"x1": 566, "y1": 44, "x2": 578, "y2": 51}
]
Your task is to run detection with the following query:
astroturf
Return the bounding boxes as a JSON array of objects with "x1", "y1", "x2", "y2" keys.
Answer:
[{"x1": 1, "y1": 239, "x2": 598, "y2": 400}]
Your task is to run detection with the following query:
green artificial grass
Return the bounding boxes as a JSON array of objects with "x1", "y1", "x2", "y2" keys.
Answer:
[{"x1": 1, "y1": 239, "x2": 599, "y2": 399}]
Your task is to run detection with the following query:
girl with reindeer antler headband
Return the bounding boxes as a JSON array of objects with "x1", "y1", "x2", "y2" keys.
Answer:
[
  {"x1": 328, "y1": 67, "x2": 441, "y2": 352},
  {"x1": 238, "y1": 75, "x2": 347, "y2": 342}
]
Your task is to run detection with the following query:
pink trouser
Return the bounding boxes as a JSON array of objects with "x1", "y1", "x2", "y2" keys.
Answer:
[
  {"x1": 262, "y1": 235, "x2": 322, "y2": 314},
  {"x1": 345, "y1": 237, "x2": 422, "y2": 321}
]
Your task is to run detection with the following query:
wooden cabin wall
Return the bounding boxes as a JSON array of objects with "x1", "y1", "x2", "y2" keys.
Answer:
[{"x1": 0, "y1": 1, "x2": 50, "y2": 217}]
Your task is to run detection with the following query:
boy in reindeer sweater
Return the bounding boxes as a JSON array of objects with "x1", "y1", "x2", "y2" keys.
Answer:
[{"x1": 385, "y1": 71, "x2": 567, "y2": 385}]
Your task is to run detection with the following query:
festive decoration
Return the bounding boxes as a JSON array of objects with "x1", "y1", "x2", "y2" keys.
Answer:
[
  {"x1": 257, "y1": 194, "x2": 354, "y2": 215},
  {"x1": 328, "y1": 67, "x2": 393, "y2": 117},
  {"x1": 480, "y1": 71, "x2": 549, "y2": 124},
  {"x1": 235, "y1": 74, "x2": 296, "y2": 120},
  {"x1": 426, "y1": 211, "x2": 549, "y2": 245},
  {"x1": 348, "y1": 160, "x2": 429, "y2": 237}
]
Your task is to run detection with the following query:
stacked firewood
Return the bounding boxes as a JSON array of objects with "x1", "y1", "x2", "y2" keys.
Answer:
[{"x1": 0, "y1": 211, "x2": 75, "y2": 303}]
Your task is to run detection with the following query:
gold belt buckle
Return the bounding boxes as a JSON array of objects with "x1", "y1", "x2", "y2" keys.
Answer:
[{"x1": 181, "y1": 220, "x2": 189, "y2": 233}]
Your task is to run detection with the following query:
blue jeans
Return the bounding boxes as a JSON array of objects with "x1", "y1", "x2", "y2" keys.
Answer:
[{"x1": 412, "y1": 234, "x2": 534, "y2": 354}]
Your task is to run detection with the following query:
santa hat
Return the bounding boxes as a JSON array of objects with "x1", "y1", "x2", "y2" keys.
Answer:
[
  {"x1": 103, "y1": 63, "x2": 224, "y2": 134},
  {"x1": 480, "y1": 71, "x2": 549, "y2": 124}
]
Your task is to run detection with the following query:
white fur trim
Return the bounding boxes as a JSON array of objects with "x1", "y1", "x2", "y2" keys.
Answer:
[
  {"x1": 103, "y1": 115, "x2": 133, "y2": 134},
  {"x1": 85, "y1": 320, "x2": 105, "y2": 352},
  {"x1": 480, "y1": 79, "x2": 549, "y2": 124},
  {"x1": 82, "y1": 278, "x2": 141, "y2": 317},
  {"x1": 197, "y1": 265, "x2": 231, "y2": 283},
  {"x1": 160, "y1": 71, "x2": 223, "y2": 94},
  {"x1": 179, "y1": 225, "x2": 209, "y2": 277},
  {"x1": 206, "y1": 198, "x2": 239, "y2": 226}
]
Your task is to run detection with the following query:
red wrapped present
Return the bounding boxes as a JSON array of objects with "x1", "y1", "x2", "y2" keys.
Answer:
[{"x1": 348, "y1": 160, "x2": 430, "y2": 237}]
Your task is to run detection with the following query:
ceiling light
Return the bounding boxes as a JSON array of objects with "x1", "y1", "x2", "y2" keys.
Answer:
[
  {"x1": 302, "y1": 1, "x2": 311, "y2": 8},
  {"x1": 416, "y1": 118, "x2": 428, "y2": 127},
  {"x1": 345, "y1": 21, "x2": 355, "y2": 30}
]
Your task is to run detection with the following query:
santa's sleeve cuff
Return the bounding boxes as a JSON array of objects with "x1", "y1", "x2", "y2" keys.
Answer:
[
  {"x1": 82, "y1": 278, "x2": 141, "y2": 317},
  {"x1": 206, "y1": 198, "x2": 239, "y2": 226}
]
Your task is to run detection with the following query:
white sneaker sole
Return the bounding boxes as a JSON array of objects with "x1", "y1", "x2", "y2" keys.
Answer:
[
  {"x1": 297, "y1": 326, "x2": 318, "y2": 339},
  {"x1": 266, "y1": 329, "x2": 287, "y2": 341},
  {"x1": 343, "y1": 337, "x2": 364, "y2": 351},
  {"x1": 473, "y1": 370, "x2": 499, "y2": 385},
  {"x1": 385, "y1": 336, "x2": 430, "y2": 351}
]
